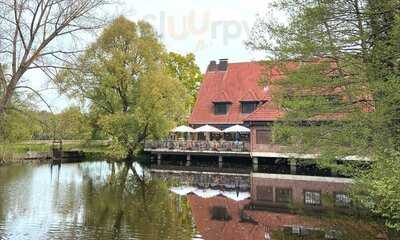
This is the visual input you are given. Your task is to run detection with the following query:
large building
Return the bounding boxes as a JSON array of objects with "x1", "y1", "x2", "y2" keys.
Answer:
[
  {"x1": 189, "y1": 59, "x2": 285, "y2": 153},
  {"x1": 189, "y1": 59, "x2": 280, "y2": 126},
  {"x1": 189, "y1": 59, "x2": 283, "y2": 152},
  {"x1": 145, "y1": 58, "x2": 356, "y2": 210}
]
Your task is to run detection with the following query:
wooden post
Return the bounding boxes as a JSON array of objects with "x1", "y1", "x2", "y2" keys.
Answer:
[
  {"x1": 290, "y1": 159, "x2": 297, "y2": 174},
  {"x1": 157, "y1": 153, "x2": 162, "y2": 166},
  {"x1": 252, "y1": 157, "x2": 258, "y2": 172},
  {"x1": 186, "y1": 154, "x2": 191, "y2": 166}
]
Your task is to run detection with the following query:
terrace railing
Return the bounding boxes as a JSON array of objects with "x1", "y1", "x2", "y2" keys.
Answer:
[{"x1": 145, "y1": 140, "x2": 250, "y2": 152}]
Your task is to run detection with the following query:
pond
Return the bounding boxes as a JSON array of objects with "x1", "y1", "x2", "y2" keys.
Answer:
[{"x1": 0, "y1": 161, "x2": 390, "y2": 240}]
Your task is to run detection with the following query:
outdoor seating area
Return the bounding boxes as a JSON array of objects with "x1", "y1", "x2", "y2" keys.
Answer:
[
  {"x1": 145, "y1": 140, "x2": 250, "y2": 152},
  {"x1": 145, "y1": 124, "x2": 251, "y2": 152}
]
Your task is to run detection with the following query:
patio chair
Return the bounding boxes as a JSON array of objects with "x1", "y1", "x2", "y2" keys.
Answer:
[
  {"x1": 168, "y1": 141, "x2": 175, "y2": 150},
  {"x1": 225, "y1": 142, "x2": 233, "y2": 151},
  {"x1": 193, "y1": 141, "x2": 199, "y2": 151},
  {"x1": 201, "y1": 141, "x2": 208, "y2": 151},
  {"x1": 219, "y1": 142, "x2": 226, "y2": 151},
  {"x1": 179, "y1": 141, "x2": 185, "y2": 150}
]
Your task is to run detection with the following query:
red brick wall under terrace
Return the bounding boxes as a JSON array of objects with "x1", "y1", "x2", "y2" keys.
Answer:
[{"x1": 251, "y1": 173, "x2": 352, "y2": 209}]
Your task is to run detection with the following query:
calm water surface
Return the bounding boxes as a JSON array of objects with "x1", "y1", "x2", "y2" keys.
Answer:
[
  {"x1": 0, "y1": 161, "x2": 391, "y2": 240},
  {"x1": 0, "y1": 162, "x2": 195, "y2": 240}
]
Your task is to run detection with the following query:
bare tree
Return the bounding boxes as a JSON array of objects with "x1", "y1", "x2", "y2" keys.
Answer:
[{"x1": 0, "y1": 0, "x2": 113, "y2": 115}]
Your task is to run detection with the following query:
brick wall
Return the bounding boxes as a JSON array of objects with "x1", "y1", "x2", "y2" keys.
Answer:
[{"x1": 251, "y1": 173, "x2": 353, "y2": 209}]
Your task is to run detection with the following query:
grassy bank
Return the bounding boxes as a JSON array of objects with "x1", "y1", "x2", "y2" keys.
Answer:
[{"x1": 0, "y1": 140, "x2": 109, "y2": 162}]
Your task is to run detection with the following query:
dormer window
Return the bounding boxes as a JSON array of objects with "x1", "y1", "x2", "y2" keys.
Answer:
[
  {"x1": 214, "y1": 102, "x2": 229, "y2": 115},
  {"x1": 241, "y1": 101, "x2": 259, "y2": 114}
]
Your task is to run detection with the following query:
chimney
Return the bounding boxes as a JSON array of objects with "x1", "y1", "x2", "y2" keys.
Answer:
[
  {"x1": 207, "y1": 60, "x2": 217, "y2": 72},
  {"x1": 218, "y1": 59, "x2": 228, "y2": 71}
]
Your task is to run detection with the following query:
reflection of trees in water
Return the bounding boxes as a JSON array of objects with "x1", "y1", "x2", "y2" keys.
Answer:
[
  {"x1": 79, "y1": 162, "x2": 196, "y2": 239},
  {"x1": 0, "y1": 165, "x2": 32, "y2": 222},
  {"x1": 0, "y1": 163, "x2": 392, "y2": 239}
]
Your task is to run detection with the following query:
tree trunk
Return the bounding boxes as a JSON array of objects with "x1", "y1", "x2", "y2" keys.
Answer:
[
  {"x1": 0, "y1": 105, "x2": 4, "y2": 116},
  {"x1": 125, "y1": 148, "x2": 135, "y2": 164},
  {"x1": 0, "y1": 72, "x2": 22, "y2": 116}
]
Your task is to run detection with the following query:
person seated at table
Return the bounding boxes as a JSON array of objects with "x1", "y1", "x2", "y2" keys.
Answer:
[{"x1": 211, "y1": 139, "x2": 219, "y2": 151}]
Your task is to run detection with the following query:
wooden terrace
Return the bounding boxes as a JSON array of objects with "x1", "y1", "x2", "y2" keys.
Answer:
[{"x1": 144, "y1": 140, "x2": 251, "y2": 155}]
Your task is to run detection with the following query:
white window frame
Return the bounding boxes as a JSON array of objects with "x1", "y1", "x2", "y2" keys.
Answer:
[{"x1": 304, "y1": 190, "x2": 321, "y2": 206}]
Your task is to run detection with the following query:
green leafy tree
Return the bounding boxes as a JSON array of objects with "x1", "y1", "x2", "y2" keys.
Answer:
[
  {"x1": 248, "y1": 0, "x2": 400, "y2": 230},
  {"x1": 29, "y1": 111, "x2": 57, "y2": 140},
  {"x1": 0, "y1": 107, "x2": 90, "y2": 143},
  {"x1": 0, "y1": 91, "x2": 47, "y2": 143},
  {"x1": 56, "y1": 106, "x2": 91, "y2": 140},
  {"x1": 165, "y1": 52, "x2": 202, "y2": 116},
  {"x1": 58, "y1": 16, "x2": 187, "y2": 159},
  {"x1": 0, "y1": 111, "x2": 34, "y2": 142}
]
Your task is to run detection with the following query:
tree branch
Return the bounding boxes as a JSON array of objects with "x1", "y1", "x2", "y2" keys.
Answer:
[{"x1": 14, "y1": 85, "x2": 54, "y2": 114}]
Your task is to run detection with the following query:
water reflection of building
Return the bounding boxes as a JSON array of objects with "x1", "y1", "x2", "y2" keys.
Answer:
[
  {"x1": 251, "y1": 173, "x2": 353, "y2": 210},
  {"x1": 186, "y1": 195, "x2": 386, "y2": 240},
  {"x1": 151, "y1": 168, "x2": 250, "y2": 191},
  {"x1": 150, "y1": 166, "x2": 353, "y2": 212}
]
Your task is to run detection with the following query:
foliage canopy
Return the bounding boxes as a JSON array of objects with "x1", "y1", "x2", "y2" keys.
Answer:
[
  {"x1": 248, "y1": 0, "x2": 400, "y2": 230},
  {"x1": 58, "y1": 16, "x2": 187, "y2": 159}
]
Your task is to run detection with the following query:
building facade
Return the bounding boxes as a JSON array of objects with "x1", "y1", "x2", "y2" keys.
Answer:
[
  {"x1": 189, "y1": 59, "x2": 290, "y2": 153},
  {"x1": 145, "y1": 59, "x2": 355, "y2": 209}
]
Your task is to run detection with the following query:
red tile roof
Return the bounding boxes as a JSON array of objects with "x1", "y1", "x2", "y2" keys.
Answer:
[
  {"x1": 188, "y1": 195, "x2": 262, "y2": 240},
  {"x1": 245, "y1": 102, "x2": 284, "y2": 122},
  {"x1": 189, "y1": 60, "x2": 360, "y2": 125},
  {"x1": 240, "y1": 89, "x2": 262, "y2": 102},
  {"x1": 188, "y1": 194, "x2": 311, "y2": 240},
  {"x1": 212, "y1": 91, "x2": 232, "y2": 103},
  {"x1": 187, "y1": 195, "x2": 384, "y2": 240},
  {"x1": 189, "y1": 62, "x2": 273, "y2": 125}
]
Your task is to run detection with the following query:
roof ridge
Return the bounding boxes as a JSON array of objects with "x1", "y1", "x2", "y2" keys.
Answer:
[{"x1": 227, "y1": 60, "x2": 263, "y2": 65}]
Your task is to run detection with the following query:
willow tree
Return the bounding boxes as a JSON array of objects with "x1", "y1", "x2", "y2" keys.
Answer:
[
  {"x1": 58, "y1": 16, "x2": 187, "y2": 159},
  {"x1": 248, "y1": 0, "x2": 400, "y2": 230}
]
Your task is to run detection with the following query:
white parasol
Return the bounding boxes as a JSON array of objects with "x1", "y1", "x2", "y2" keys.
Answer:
[
  {"x1": 223, "y1": 125, "x2": 251, "y2": 133},
  {"x1": 171, "y1": 125, "x2": 195, "y2": 133},
  {"x1": 194, "y1": 125, "x2": 222, "y2": 133}
]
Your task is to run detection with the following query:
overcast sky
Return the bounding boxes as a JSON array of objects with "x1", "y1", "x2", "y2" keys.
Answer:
[{"x1": 30, "y1": 0, "x2": 273, "y2": 112}]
